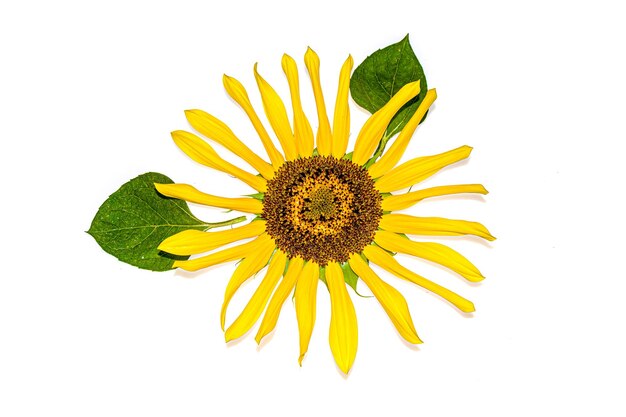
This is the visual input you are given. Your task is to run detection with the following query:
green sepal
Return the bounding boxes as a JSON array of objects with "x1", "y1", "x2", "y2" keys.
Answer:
[
  {"x1": 318, "y1": 266, "x2": 328, "y2": 291},
  {"x1": 342, "y1": 261, "x2": 370, "y2": 297},
  {"x1": 246, "y1": 192, "x2": 265, "y2": 201},
  {"x1": 317, "y1": 262, "x2": 370, "y2": 297}
]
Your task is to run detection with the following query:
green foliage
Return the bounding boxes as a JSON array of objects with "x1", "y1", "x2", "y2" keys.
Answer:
[
  {"x1": 350, "y1": 34, "x2": 428, "y2": 139},
  {"x1": 88, "y1": 172, "x2": 244, "y2": 271}
]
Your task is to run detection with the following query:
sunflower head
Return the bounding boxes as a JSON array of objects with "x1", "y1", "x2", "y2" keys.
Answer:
[{"x1": 153, "y1": 47, "x2": 492, "y2": 374}]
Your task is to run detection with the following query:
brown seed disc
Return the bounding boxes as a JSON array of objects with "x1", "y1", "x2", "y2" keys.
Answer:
[{"x1": 262, "y1": 156, "x2": 382, "y2": 265}]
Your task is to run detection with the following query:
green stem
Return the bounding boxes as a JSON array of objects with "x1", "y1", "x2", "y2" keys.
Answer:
[
  {"x1": 204, "y1": 215, "x2": 247, "y2": 230},
  {"x1": 363, "y1": 132, "x2": 392, "y2": 169}
]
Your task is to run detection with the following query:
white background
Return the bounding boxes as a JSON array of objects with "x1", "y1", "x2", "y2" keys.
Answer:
[{"x1": 1, "y1": 0, "x2": 625, "y2": 416}]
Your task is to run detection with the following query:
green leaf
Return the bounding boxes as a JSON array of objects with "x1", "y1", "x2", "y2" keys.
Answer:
[
  {"x1": 350, "y1": 34, "x2": 428, "y2": 139},
  {"x1": 88, "y1": 172, "x2": 245, "y2": 271}
]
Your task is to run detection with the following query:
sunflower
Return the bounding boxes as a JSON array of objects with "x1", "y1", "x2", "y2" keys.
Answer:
[{"x1": 155, "y1": 48, "x2": 493, "y2": 374}]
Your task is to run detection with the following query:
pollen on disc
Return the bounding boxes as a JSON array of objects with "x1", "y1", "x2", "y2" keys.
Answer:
[{"x1": 262, "y1": 156, "x2": 382, "y2": 265}]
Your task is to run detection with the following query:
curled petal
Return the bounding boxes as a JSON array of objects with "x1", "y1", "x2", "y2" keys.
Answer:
[
  {"x1": 363, "y1": 245, "x2": 475, "y2": 313},
  {"x1": 255, "y1": 257, "x2": 305, "y2": 344},
  {"x1": 375, "y1": 146, "x2": 472, "y2": 193},
  {"x1": 225, "y1": 251, "x2": 287, "y2": 342},
  {"x1": 222, "y1": 75, "x2": 284, "y2": 169},
  {"x1": 382, "y1": 184, "x2": 488, "y2": 211},
  {"x1": 331, "y1": 55, "x2": 353, "y2": 158},
  {"x1": 221, "y1": 236, "x2": 276, "y2": 329},
  {"x1": 171, "y1": 130, "x2": 267, "y2": 192},
  {"x1": 253, "y1": 64, "x2": 298, "y2": 160},
  {"x1": 368, "y1": 89, "x2": 437, "y2": 179},
  {"x1": 295, "y1": 261, "x2": 320, "y2": 365},
  {"x1": 154, "y1": 183, "x2": 263, "y2": 214},
  {"x1": 379, "y1": 213, "x2": 495, "y2": 241},
  {"x1": 173, "y1": 233, "x2": 271, "y2": 272},
  {"x1": 158, "y1": 221, "x2": 266, "y2": 256},
  {"x1": 304, "y1": 47, "x2": 332, "y2": 156},
  {"x1": 352, "y1": 81, "x2": 421, "y2": 166},
  {"x1": 326, "y1": 262, "x2": 358, "y2": 374},
  {"x1": 374, "y1": 230, "x2": 484, "y2": 282},
  {"x1": 185, "y1": 109, "x2": 275, "y2": 179},
  {"x1": 282, "y1": 54, "x2": 314, "y2": 157},
  {"x1": 349, "y1": 254, "x2": 422, "y2": 344}
]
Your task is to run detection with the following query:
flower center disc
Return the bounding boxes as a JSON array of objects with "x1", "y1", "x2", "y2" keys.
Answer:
[{"x1": 263, "y1": 156, "x2": 382, "y2": 265}]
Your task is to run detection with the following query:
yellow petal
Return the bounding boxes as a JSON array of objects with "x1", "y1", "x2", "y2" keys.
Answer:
[
  {"x1": 331, "y1": 55, "x2": 353, "y2": 158},
  {"x1": 225, "y1": 251, "x2": 287, "y2": 342},
  {"x1": 374, "y1": 230, "x2": 484, "y2": 282},
  {"x1": 326, "y1": 262, "x2": 358, "y2": 374},
  {"x1": 253, "y1": 64, "x2": 298, "y2": 161},
  {"x1": 154, "y1": 183, "x2": 263, "y2": 214},
  {"x1": 375, "y1": 146, "x2": 472, "y2": 193},
  {"x1": 363, "y1": 245, "x2": 475, "y2": 312},
  {"x1": 158, "y1": 220, "x2": 266, "y2": 256},
  {"x1": 282, "y1": 54, "x2": 314, "y2": 157},
  {"x1": 172, "y1": 233, "x2": 270, "y2": 272},
  {"x1": 185, "y1": 109, "x2": 275, "y2": 179},
  {"x1": 295, "y1": 261, "x2": 319, "y2": 365},
  {"x1": 220, "y1": 235, "x2": 276, "y2": 329},
  {"x1": 348, "y1": 254, "x2": 422, "y2": 344},
  {"x1": 255, "y1": 256, "x2": 305, "y2": 343},
  {"x1": 222, "y1": 74, "x2": 284, "y2": 169},
  {"x1": 368, "y1": 89, "x2": 437, "y2": 179},
  {"x1": 171, "y1": 130, "x2": 267, "y2": 192},
  {"x1": 304, "y1": 47, "x2": 332, "y2": 156},
  {"x1": 352, "y1": 80, "x2": 421, "y2": 166},
  {"x1": 379, "y1": 213, "x2": 496, "y2": 241},
  {"x1": 382, "y1": 184, "x2": 488, "y2": 211}
]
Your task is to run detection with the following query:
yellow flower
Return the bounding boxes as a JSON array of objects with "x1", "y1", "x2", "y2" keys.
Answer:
[{"x1": 156, "y1": 48, "x2": 493, "y2": 374}]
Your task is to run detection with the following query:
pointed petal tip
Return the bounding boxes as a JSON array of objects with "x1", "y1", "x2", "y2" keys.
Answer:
[
  {"x1": 338, "y1": 362, "x2": 353, "y2": 375},
  {"x1": 469, "y1": 273, "x2": 486, "y2": 283},
  {"x1": 404, "y1": 79, "x2": 421, "y2": 91},
  {"x1": 463, "y1": 301, "x2": 476, "y2": 313},
  {"x1": 184, "y1": 109, "x2": 201, "y2": 119}
]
